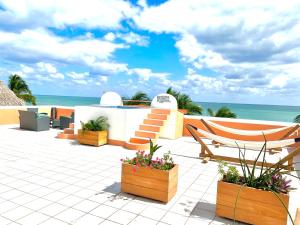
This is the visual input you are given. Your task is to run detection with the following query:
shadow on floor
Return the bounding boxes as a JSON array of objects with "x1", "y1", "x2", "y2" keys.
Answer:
[
  {"x1": 70, "y1": 140, "x2": 80, "y2": 145},
  {"x1": 191, "y1": 201, "x2": 216, "y2": 218},
  {"x1": 102, "y1": 182, "x2": 121, "y2": 194},
  {"x1": 191, "y1": 201, "x2": 238, "y2": 224}
]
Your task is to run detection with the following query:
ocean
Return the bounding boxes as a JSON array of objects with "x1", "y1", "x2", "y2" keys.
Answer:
[{"x1": 35, "y1": 95, "x2": 300, "y2": 123}]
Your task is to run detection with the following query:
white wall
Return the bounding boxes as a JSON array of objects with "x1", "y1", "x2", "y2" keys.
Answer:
[{"x1": 74, "y1": 106, "x2": 151, "y2": 141}]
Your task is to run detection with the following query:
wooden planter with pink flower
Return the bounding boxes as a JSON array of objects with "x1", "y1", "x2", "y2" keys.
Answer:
[{"x1": 121, "y1": 140, "x2": 178, "y2": 203}]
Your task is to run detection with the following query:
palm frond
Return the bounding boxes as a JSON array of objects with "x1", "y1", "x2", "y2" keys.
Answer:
[
  {"x1": 294, "y1": 114, "x2": 300, "y2": 123},
  {"x1": 207, "y1": 108, "x2": 214, "y2": 116}
]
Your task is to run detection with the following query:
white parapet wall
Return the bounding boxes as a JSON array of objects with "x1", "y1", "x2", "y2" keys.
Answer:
[
  {"x1": 160, "y1": 110, "x2": 184, "y2": 139},
  {"x1": 74, "y1": 106, "x2": 151, "y2": 142}
]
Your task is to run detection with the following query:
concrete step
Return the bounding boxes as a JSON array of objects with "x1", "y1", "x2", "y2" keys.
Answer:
[
  {"x1": 57, "y1": 132, "x2": 77, "y2": 140},
  {"x1": 124, "y1": 142, "x2": 150, "y2": 151},
  {"x1": 135, "y1": 130, "x2": 158, "y2": 139},
  {"x1": 151, "y1": 108, "x2": 170, "y2": 115},
  {"x1": 143, "y1": 119, "x2": 165, "y2": 126},
  {"x1": 139, "y1": 124, "x2": 161, "y2": 132},
  {"x1": 130, "y1": 137, "x2": 150, "y2": 144},
  {"x1": 148, "y1": 113, "x2": 168, "y2": 120},
  {"x1": 64, "y1": 128, "x2": 74, "y2": 134}
]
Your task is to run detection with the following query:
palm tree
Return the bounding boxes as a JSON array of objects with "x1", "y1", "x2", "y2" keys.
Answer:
[
  {"x1": 294, "y1": 114, "x2": 300, "y2": 123},
  {"x1": 8, "y1": 74, "x2": 36, "y2": 105},
  {"x1": 207, "y1": 106, "x2": 237, "y2": 118},
  {"x1": 124, "y1": 91, "x2": 150, "y2": 105},
  {"x1": 166, "y1": 87, "x2": 202, "y2": 115}
]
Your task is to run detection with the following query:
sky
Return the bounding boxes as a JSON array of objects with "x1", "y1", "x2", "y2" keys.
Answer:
[{"x1": 0, "y1": 0, "x2": 300, "y2": 105}]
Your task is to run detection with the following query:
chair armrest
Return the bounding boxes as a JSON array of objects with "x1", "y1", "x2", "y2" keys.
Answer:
[{"x1": 37, "y1": 116, "x2": 50, "y2": 124}]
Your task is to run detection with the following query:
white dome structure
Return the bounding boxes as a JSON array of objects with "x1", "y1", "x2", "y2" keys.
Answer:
[
  {"x1": 100, "y1": 91, "x2": 123, "y2": 106},
  {"x1": 151, "y1": 93, "x2": 177, "y2": 109}
]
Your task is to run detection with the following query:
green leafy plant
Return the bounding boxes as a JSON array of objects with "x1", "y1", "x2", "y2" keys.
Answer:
[
  {"x1": 166, "y1": 87, "x2": 202, "y2": 115},
  {"x1": 123, "y1": 91, "x2": 150, "y2": 105},
  {"x1": 8, "y1": 74, "x2": 36, "y2": 105},
  {"x1": 121, "y1": 139, "x2": 175, "y2": 171},
  {"x1": 218, "y1": 161, "x2": 240, "y2": 184},
  {"x1": 80, "y1": 116, "x2": 109, "y2": 132},
  {"x1": 294, "y1": 114, "x2": 300, "y2": 123},
  {"x1": 207, "y1": 106, "x2": 237, "y2": 118},
  {"x1": 217, "y1": 139, "x2": 300, "y2": 224}
]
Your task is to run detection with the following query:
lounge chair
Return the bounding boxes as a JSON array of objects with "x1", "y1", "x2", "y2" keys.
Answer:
[
  {"x1": 51, "y1": 107, "x2": 60, "y2": 128},
  {"x1": 200, "y1": 119, "x2": 300, "y2": 152},
  {"x1": 201, "y1": 119, "x2": 299, "y2": 137},
  {"x1": 19, "y1": 110, "x2": 50, "y2": 131},
  {"x1": 59, "y1": 112, "x2": 74, "y2": 130},
  {"x1": 186, "y1": 124, "x2": 300, "y2": 170}
]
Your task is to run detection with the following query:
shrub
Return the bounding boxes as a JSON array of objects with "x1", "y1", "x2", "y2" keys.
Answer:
[
  {"x1": 121, "y1": 140, "x2": 175, "y2": 171},
  {"x1": 217, "y1": 142, "x2": 295, "y2": 194},
  {"x1": 80, "y1": 116, "x2": 109, "y2": 132}
]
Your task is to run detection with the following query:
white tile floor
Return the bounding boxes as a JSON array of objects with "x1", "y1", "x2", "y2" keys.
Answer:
[{"x1": 0, "y1": 125, "x2": 299, "y2": 225}]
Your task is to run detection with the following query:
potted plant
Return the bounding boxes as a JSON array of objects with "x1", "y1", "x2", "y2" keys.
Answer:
[
  {"x1": 216, "y1": 142, "x2": 297, "y2": 225},
  {"x1": 121, "y1": 140, "x2": 178, "y2": 203},
  {"x1": 77, "y1": 116, "x2": 109, "y2": 147}
]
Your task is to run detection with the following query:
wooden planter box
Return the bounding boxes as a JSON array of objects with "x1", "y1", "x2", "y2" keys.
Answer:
[
  {"x1": 121, "y1": 163, "x2": 178, "y2": 203},
  {"x1": 216, "y1": 181, "x2": 289, "y2": 225},
  {"x1": 77, "y1": 129, "x2": 108, "y2": 147}
]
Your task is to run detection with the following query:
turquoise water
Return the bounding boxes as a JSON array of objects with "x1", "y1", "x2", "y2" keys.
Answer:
[{"x1": 35, "y1": 95, "x2": 300, "y2": 123}]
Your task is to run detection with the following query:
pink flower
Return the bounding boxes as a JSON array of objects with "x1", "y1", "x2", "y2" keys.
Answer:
[{"x1": 133, "y1": 166, "x2": 137, "y2": 173}]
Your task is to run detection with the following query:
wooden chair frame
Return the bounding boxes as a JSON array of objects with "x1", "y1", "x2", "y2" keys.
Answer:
[{"x1": 186, "y1": 124, "x2": 300, "y2": 170}]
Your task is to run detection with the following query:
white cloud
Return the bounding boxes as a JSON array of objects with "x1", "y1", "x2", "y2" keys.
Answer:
[
  {"x1": 91, "y1": 61, "x2": 129, "y2": 75},
  {"x1": 129, "y1": 68, "x2": 169, "y2": 81},
  {"x1": 103, "y1": 31, "x2": 149, "y2": 46},
  {"x1": 35, "y1": 74, "x2": 51, "y2": 82},
  {"x1": 20, "y1": 64, "x2": 34, "y2": 73},
  {"x1": 0, "y1": 28, "x2": 126, "y2": 68},
  {"x1": 49, "y1": 73, "x2": 64, "y2": 79},
  {"x1": 99, "y1": 76, "x2": 108, "y2": 82},
  {"x1": 103, "y1": 32, "x2": 116, "y2": 42},
  {"x1": 67, "y1": 72, "x2": 89, "y2": 80},
  {"x1": 0, "y1": 0, "x2": 139, "y2": 29},
  {"x1": 19, "y1": 62, "x2": 64, "y2": 80},
  {"x1": 37, "y1": 62, "x2": 57, "y2": 74},
  {"x1": 133, "y1": 0, "x2": 300, "y2": 100},
  {"x1": 72, "y1": 79, "x2": 88, "y2": 85},
  {"x1": 116, "y1": 32, "x2": 149, "y2": 46},
  {"x1": 270, "y1": 76, "x2": 288, "y2": 88}
]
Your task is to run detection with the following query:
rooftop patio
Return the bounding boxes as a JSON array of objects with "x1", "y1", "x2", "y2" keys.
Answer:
[{"x1": 0, "y1": 124, "x2": 299, "y2": 225}]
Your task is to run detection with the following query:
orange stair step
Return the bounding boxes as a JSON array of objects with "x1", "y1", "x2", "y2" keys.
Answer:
[
  {"x1": 144, "y1": 119, "x2": 165, "y2": 126},
  {"x1": 135, "y1": 130, "x2": 158, "y2": 139},
  {"x1": 64, "y1": 128, "x2": 74, "y2": 134},
  {"x1": 139, "y1": 124, "x2": 161, "y2": 132},
  {"x1": 57, "y1": 132, "x2": 77, "y2": 140},
  {"x1": 130, "y1": 137, "x2": 150, "y2": 144},
  {"x1": 148, "y1": 113, "x2": 168, "y2": 120},
  {"x1": 124, "y1": 142, "x2": 150, "y2": 151},
  {"x1": 151, "y1": 109, "x2": 170, "y2": 115}
]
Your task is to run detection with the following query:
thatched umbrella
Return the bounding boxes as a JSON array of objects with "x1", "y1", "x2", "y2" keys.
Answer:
[{"x1": 0, "y1": 81, "x2": 25, "y2": 106}]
